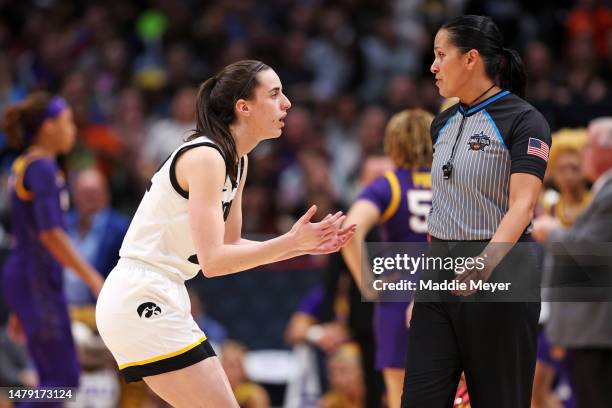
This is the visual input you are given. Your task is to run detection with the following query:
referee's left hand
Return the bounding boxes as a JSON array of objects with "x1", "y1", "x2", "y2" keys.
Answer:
[{"x1": 451, "y1": 257, "x2": 495, "y2": 296}]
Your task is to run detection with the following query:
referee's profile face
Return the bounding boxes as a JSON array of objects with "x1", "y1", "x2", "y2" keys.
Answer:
[{"x1": 431, "y1": 29, "x2": 468, "y2": 98}]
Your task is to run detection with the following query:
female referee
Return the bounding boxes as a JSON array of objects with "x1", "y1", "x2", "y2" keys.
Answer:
[
  {"x1": 342, "y1": 109, "x2": 434, "y2": 408},
  {"x1": 95, "y1": 60, "x2": 356, "y2": 407},
  {"x1": 2, "y1": 93, "x2": 104, "y2": 400},
  {"x1": 402, "y1": 15, "x2": 551, "y2": 407}
]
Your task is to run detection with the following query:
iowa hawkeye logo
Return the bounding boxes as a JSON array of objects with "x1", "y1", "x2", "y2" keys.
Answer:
[
  {"x1": 468, "y1": 132, "x2": 491, "y2": 151},
  {"x1": 137, "y1": 302, "x2": 162, "y2": 318}
]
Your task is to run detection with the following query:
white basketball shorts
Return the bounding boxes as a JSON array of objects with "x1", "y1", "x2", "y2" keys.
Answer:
[{"x1": 95, "y1": 258, "x2": 216, "y2": 382}]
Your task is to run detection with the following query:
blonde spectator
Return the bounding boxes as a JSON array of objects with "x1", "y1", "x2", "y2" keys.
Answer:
[
  {"x1": 220, "y1": 341, "x2": 270, "y2": 408},
  {"x1": 540, "y1": 129, "x2": 591, "y2": 225},
  {"x1": 319, "y1": 343, "x2": 365, "y2": 408}
]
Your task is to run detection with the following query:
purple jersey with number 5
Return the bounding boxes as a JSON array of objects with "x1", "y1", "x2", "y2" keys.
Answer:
[
  {"x1": 356, "y1": 167, "x2": 431, "y2": 369},
  {"x1": 357, "y1": 167, "x2": 431, "y2": 242}
]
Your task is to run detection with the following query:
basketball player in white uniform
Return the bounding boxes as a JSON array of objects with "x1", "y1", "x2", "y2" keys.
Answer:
[{"x1": 96, "y1": 60, "x2": 356, "y2": 407}]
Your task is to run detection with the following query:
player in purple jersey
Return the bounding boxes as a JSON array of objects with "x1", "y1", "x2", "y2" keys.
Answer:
[
  {"x1": 341, "y1": 109, "x2": 434, "y2": 408},
  {"x1": 1, "y1": 93, "x2": 103, "y2": 404}
]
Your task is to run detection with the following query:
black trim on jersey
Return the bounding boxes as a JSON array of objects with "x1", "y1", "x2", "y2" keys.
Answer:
[
  {"x1": 230, "y1": 156, "x2": 245, "y2": 189},
  {"x1": 169, "y1": 142, "x2": 223, "y2": 199},
  {"x1": 238, "y1": 156, "x2": 245, "y2": 184},
  {"x1": 169, "y1": 144, "x2": 245, "y2": 199},
  {"x1": 121, "y1": 339, "x2": 216, "y2": 383},
  {"x1": 220, "y1": 157, "x2": 244, "y2": 220},
  {"x1": 147, "y1": 154, "x2": 172, "y2": 192}
]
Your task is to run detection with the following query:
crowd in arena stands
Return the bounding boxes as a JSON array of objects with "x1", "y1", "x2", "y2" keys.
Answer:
[
  {"x1": 1, "y1": 0, "x2": 610, "y2": 233},
  {"x1": 0, "y1": 0, "x2": 610, "y2": 407}
]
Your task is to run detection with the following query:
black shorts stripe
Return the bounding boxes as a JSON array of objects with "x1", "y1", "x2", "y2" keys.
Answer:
[{"x1": 121, "y1": 339, "x2": 216, "y2": 383}]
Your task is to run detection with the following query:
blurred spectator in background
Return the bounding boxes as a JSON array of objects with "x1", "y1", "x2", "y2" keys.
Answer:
[
  {"x1": 539, "y1": 128, "x2": 591, "y2": 223},
  {"x1": 0, "y1": 53, "x2": 26, "y2": 159},
  {"x1": 285, "y1": 284, "x2": 351, "y2": 353},
  {"x1": 316, "y1": 154, "x2": 394, "y2": 408},
  {"x1": 319, "y1": 342, "x2": 365, "y2": 408},
  {"x1": 64, "y1": 168, "x2": 129, "y2": 314},
  {"x1": 566, "y1": 0, "x2": 612, "y2": 59},
  {"x1": 144, "y1": 86, "x2": 196, "y2": 167},
  {"x1": 68, "y1": 321, "x2": 120, "y2": 408},
  {"x1": 220, "y1": 340, "x2": 271, "y2": 408},
  {"x1": 0, "y1": 322, "x2": 37, "y2": 388},
  {"x1": 277, "y1": 31, "x2": 314, "y2": 103},
  {"x1": 533, "y1": 117, "x2": 612, "y2": 408},
  {"x1": 320, "y1": 245, "x2": 384, "y2": 407},
  {"x1": 108, "y1": 87, "x2": 153, "y2": 212},
  {"x1": 305, "y1": 8, "x2": 353, "y2": 102},
  {"x1": 324, "y1": 95, "x2": 361, "y2": 202},
  {"x1": 0, "y1": 0, "x2": 608, "y2": 239},
  {"x1": 359, "y1": 16, "x2": 420, "y2": 102},
  {"x1": 284, "y1": 284, "x2": 350, "y2": 408},
  {"x1": 532, "y1": 129, "x2": 590, "y2": 408},
  {"x1": 188, "y1": 287, "x2": 228, "y2": 347}
]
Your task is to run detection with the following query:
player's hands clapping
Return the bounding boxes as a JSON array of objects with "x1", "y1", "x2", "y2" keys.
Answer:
[
  {"x1": 289, "y1": 205, "x2": 356, "y2": 255},
  {"x1": 309, "y1": 212, "x2": 357, "y2": 255}
]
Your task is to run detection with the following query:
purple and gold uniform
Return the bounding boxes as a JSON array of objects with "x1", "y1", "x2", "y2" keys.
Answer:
[
  {"x1": 1, "y1": 151, "x2": 79, "y2": 398},
  {"x1": 357, "y1": 167, "x2": 431, "y2": 369}
]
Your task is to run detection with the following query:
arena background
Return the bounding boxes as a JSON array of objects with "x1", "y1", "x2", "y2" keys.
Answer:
[{"x1": 0, "y1": 0, "x2": 610, "y2": 407}]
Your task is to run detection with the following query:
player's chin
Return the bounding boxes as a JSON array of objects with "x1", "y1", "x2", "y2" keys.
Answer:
[{"x1": 266, "y1": 129, "x2": 283, "y2": 139}]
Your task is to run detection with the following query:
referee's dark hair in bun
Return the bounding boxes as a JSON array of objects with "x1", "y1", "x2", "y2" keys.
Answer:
[{"x1": 442, "y1": 15, "x2": 527, "y2": 97}]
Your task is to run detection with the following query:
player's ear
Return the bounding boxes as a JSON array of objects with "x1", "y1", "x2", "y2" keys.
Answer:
[{"x1": 235, "y1": 99, "x2": 251, "y2": 118}]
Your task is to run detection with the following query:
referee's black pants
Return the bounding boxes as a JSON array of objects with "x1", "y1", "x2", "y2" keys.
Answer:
[
  {"x1": 401, "y1": 238, "x2": 540, "y2": 408},
  {"x1": 402, "y1": 301, "x2": 540, "y2": 407}
]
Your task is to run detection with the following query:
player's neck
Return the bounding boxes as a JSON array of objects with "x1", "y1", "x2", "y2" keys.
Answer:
[
  {"x1": 27, "y1": 144, "x2": 55, "y2": 158},
  {"x1": 230, "y1": 122, "x2": 258, "y2": 158}
]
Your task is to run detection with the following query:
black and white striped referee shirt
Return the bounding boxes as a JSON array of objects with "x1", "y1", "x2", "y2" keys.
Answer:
[{"x1": 428, "y1": 90, "x2": 551, "y2": 240}]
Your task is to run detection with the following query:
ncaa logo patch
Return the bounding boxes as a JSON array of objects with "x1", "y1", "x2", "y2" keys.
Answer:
[
  {"x1": 468, "y1": 132, "x2": 491, "y2": 151},
  {"x1": 137, "y1": 302, "x2": 162, "y2": 318}
]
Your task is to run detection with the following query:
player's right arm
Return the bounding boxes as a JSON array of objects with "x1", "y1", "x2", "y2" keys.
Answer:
[
  {"x1": 341, "y1": 199, "x2": 380, "y2": 300},
  {"x1": 179, "y1": 146, "x2": 352, "y2": 277},
  {"x1": 39, "y1": 229, "x2": 104, "y2": 296}
]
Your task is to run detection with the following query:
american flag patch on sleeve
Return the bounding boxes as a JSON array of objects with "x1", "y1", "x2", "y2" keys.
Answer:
[{"x1": 527, "y1": 138, "x2": 549, "y2": 161}]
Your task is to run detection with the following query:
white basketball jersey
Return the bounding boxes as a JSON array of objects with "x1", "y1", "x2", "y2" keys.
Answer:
[{"x1": 119, "y1": 136, "x2": 243, "y2": 281}]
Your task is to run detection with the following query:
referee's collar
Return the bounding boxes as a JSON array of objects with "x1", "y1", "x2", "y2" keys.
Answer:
[{"x1": 458, "y1": 90, "x2": 511, "y2": 116}]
